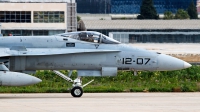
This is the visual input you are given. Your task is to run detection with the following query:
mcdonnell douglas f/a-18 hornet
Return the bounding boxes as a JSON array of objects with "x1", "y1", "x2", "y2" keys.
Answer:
[{"x1": 0, "y1": 31, "x2": 191, "y2": 97}]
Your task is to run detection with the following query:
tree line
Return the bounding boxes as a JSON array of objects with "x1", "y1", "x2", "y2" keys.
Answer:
[{"x1": 137, "y1": 0, "x2": 198, "y2": 20}]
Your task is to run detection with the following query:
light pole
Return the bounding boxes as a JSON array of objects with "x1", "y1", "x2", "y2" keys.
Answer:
[
  {"x1": 105, "y1": 0, "x2": 106, "y2": 14},
  {"x1": 0, "y1": 23, "x2": 1, "y2": 34}
]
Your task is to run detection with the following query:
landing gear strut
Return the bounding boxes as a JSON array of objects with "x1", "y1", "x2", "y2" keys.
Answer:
[{"x1": 52, "y1": 70, "x2": 94, "y2": 97}]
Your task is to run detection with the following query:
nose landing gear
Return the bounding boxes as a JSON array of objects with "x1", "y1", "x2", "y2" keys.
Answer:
[{"x1": 52, "y1": 70, "x2": 94, "y2": 97}]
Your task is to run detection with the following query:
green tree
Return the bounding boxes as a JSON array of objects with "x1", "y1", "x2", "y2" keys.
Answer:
[
  {"x1": 163, "y1": 11, "x2": 174, "y2": 20},
  {"x1": 187, "y1": 0, "x2": 198, "y2": 19},
  {"x1": 175, "y1": 9, "x2": 190, "y2": 19},
  {"x1": 77, "y1": 16, "x2": 81, "y2": 22},
  {"x1": 137, "y1": 0, "x2": 159, "y2": 19}
]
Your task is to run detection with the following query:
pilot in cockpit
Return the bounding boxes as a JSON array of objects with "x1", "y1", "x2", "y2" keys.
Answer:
[
  {"x1": 88, "y1": 34, "x2": 94, "y2": 42},
  {"x1": 61, "y1": 32, "x2": 120, "y2": 44}
]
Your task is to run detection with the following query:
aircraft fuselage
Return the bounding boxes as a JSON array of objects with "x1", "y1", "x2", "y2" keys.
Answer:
[{"x1": 0, "y1": 35, "x2": 190, "y2": 74}]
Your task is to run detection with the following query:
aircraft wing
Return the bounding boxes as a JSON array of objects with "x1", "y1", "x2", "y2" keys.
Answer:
[{"x1": 1, "y1": 48, "x2": 120, "y2": 57}]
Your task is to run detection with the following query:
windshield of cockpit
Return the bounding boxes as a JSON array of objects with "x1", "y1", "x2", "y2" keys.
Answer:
[{"x1": 61, "y1": 32, "x2": 120, "y2": 44}]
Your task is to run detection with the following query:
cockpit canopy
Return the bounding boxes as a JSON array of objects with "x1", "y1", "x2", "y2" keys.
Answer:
[{"x1": 59, "y1": 31, "x2": 120, "y2": 44}]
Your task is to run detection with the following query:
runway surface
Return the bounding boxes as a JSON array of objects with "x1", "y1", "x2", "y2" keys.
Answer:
[
  {"x1": 0, "y1": 93, "x2": 200, "y2": 112},
  {"x1": 131, "y1": 43, "x2": 200, "y2": 54}
]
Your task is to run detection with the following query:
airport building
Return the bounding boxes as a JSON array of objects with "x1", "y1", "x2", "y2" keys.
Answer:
[
  {"x1": 83, "y1": 20, "x2": 200, "y2": 43},
  {"x1": 0, "y1": 0, "x2": 77, "y2": 36},
  {"x1": 198, "y1": 0, "x2": 200, "y2": 14},
  {"x1": 0, "y1": 0, "x2": 200, "y2": 44},
  {"x1": 76, "y1": 0, "x2": 199, "y2": 14}
]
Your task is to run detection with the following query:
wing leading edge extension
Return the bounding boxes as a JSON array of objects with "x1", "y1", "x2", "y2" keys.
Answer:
[{"x1": 1, "y1": 48, "x2": 120, "y2": 57}]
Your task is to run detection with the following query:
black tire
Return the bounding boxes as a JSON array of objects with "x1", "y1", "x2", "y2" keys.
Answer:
[{"x1": 71, "y1": 86, "x2": 83, "y2": 97}]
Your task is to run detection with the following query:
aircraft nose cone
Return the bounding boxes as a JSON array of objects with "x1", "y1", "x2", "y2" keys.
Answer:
[
  {"x1": 157, "y1": 54, "x2": 192, "y2": 71},
  {"x1": 184, "y1": 62, "x2": 192, "y2": 69}
]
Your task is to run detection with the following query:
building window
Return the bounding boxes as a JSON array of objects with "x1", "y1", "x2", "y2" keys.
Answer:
[
  {"x1": 34, "y1": 11, "x2": 64, "y2": 23},
  {"x1": 0, "y1": 11, "x2": 31, "y2": 23},
  {"x1": 2, "y1": 30, "x2": 32, "y2": 36},
  {"x1": 33, "y1": 30, "x2": 48, "y2": 36},
  {"x1": 33, "y1": 30, "x2": 65, "y2": 36}
]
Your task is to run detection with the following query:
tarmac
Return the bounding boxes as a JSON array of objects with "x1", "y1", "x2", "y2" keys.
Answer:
[
  {"x1": 131, "y1": 43, "x2": 200, "y2": 63},
  {"x1": 131, "y1": 43, "x2": 200, "y2": 54},
  {"x1": 0, "y1": 93, "x2": 200, "y2": 112}
]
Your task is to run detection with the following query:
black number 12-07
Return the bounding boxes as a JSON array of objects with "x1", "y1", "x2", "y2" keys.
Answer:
[
  {"x1": 122, "y1": 58, "x2": 132, "y2": 64},
  {"x1": 122, "y1": 58, "x2": 150, "y2": 65}
]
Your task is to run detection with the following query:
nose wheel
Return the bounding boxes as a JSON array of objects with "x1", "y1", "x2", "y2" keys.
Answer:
[{"x1": 71, "y1": 86, "x2": 83, "y2": 97}]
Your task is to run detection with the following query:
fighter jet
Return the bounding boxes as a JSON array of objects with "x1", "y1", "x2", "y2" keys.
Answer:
[{"x1": 0, "y1": 31, "x2": 191, "y2": 97}]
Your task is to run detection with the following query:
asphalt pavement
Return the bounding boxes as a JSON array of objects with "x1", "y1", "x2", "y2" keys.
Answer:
[{"x1": 0, "y1": 93, "x2": 200, "y2": 112}]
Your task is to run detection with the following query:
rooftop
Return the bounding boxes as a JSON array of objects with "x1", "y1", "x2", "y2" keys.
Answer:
[
  {"x1": 83, "y1": 20, "x2": 200, "y2": 30},
  {"x1": 109, "y1": 32, "x2": 200, "y2": 35}
]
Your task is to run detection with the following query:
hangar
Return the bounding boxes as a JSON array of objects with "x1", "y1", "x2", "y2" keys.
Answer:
[{"x1": 82, "y1": 20, "x2": 200, "y2": 43}]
